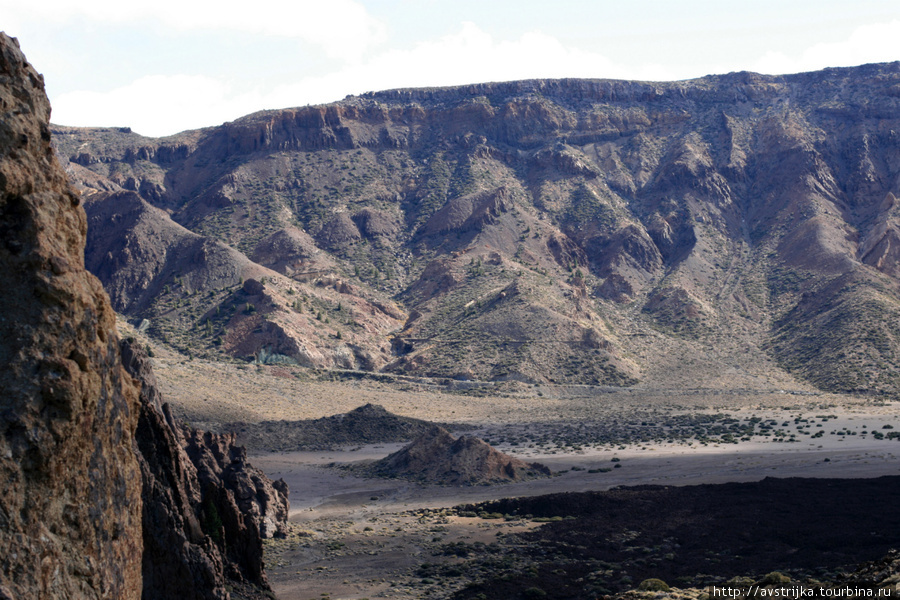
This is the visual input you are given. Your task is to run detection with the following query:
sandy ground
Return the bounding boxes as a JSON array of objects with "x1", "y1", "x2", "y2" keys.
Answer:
[
  {"x1": 252, "y1": 403, "x2": 900, "y2": 600},
  {"x1": 140, "y1": 337, "x2": 868, "y2": 428},
  {"x1": 254, "y1": 437, "x2": 900, "y2": 518}
]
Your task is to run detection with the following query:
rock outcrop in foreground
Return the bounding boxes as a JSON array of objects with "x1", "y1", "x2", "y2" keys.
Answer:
[
  {"x1": 374, "y1": 426, "x2": 550, "y2": 485},
  {"x1": 0, "y1": 33, "x2": 142, "y2": 598},
  {"x1": 122, "y1": 341, "x2": 289, "y2": 600},
  {"x1": 0, "y1": 33, "x2": 289, "y2": 600}
]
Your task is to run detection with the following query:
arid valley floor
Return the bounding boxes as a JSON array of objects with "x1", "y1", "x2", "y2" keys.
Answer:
[{"x1": 138, "y1": 330, "x2": 900, "y2": 600}]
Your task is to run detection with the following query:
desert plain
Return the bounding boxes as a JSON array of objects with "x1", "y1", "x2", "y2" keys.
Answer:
[{"x1": 140, "y1": 338, "x2": 900, "y2": 600}]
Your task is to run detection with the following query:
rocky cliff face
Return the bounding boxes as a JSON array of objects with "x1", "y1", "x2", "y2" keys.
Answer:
[
  {"x1": 55, "y1": 60, "x2": 900, "y2": 395},
  {"x1": 0, "y1": 32, "x2": 289, "y2": 600},
  {"x1": 122, "y1": 339, "x2": 289, "y2": 599},
  {"x1": 0, "y1": 33, "x2": 142, "y2": 598}
]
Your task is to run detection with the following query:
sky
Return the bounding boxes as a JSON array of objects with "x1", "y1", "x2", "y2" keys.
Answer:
[{"x1": 3, "y1": 1, "x2": 900, "y2": 138}]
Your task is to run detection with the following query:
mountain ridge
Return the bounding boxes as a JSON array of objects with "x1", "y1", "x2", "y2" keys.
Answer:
[{"x1": 54, "y1": 61, "x2": 900, "y2": 395}]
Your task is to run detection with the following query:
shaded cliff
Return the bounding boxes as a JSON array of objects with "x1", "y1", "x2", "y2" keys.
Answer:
[
  {"x1": 0, "y1": 33, "x2": 142, "y2": 598},
  {"x1": 0, "y1": 32, "x2": 289, "y2": 600},
  {"x1": 122, "y1": 340, "x2": 289, "y2": 599}
]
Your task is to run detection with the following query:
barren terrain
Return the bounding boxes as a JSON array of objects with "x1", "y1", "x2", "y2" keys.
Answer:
[
  {"x1": 131, "y1": 339, "x2": 898, "y2": 599},
  {"x1": 252, "y1": 403, "x2": 900, "y2": 599},
  {"x1": 62, "y1": 64, "x2": 900, "y2": 398},
  {"x1": 121, "y1": 321, "x2": 900, "y2": 599}
]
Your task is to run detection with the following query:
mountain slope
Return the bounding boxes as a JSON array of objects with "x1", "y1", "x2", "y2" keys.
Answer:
[{"x1": 55, "y1": 63, "x2": 900, "y2": 394}]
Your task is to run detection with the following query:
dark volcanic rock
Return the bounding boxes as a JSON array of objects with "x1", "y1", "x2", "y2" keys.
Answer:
[
  {"x1": 847, "y1": 549, "x2": 900, "y2": 588},
  {"x1": 121, "y1": 340, "x2": 289, "y2": 598},
  {"x1": 373, "y1": 426, "x2": 550, "y2": 485},
  {"x1": 456, "y1": 476, "x2": 900, "y2": 599},
  {"x1": 0, "y1": 33, "x2": 143, "y2": 598},
  {"x1": 182, "y1": 428, "x2": 290, "y2": 574},
  {"x1": 122, "y1": 340, "x2": 228, "y2": 600},
  {"x1": 0, "y1": 31, "x2": 289, "y2": 600}
]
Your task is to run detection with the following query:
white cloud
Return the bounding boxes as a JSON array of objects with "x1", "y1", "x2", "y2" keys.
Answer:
[
  {"x1": 51, "y1": 75, "x2": 266, "y2": 136},
  {"x1": 49, "y1": 22, "x2": 681, "y2": 137},
  {"x1": 752, "y1": 19, "x2": 900, "y2": 75},
  {"x1": 268, "y1": 22, "x2": 673, "y2": 105},
  {"x1": 0, "y1": 0, "x2": 386, "y2": 61}
]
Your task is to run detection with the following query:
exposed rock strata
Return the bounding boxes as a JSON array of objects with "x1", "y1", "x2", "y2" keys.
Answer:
[
  {"x1": 55, "y1": 58, "x2": 900, "y2": 394},
  {"x1": 0, "y1": 33, "x2": 142, "y2": 599}
]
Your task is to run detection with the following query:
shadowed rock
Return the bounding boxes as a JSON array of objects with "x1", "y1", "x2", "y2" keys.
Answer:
[
  {"x1": 122, "y1": 340, "x2": 288, "y2": 599},
  {"x1": 228, "y1": 402, "x2": 439, "y2": 452}
]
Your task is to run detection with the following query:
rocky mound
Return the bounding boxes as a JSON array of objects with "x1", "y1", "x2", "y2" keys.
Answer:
[
  {"x1": 372, "y1": 426, "x2": 551, "y2": 485},
  {"x1": 227, "y1": 403, "x2": 438, "y2": 451},
  {"x1": 250, "y1": 225, "x2": 337, "y2": 275}
]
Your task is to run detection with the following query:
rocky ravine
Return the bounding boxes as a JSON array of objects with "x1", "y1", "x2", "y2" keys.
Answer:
[
  {"x1": 0, "y1": 32, "x2": 287, "y2": 600},
  {"x1": 56, "y1": 62, "x2": 900, "y2": 396}
]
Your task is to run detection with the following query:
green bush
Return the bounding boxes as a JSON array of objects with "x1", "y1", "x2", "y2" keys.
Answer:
[
  {"x1": 760, "y1": 572, "x2": 791, "y2": 585},
  {"x1": 638, "y1": 578, "x2": 671, "y2": 592},
  {"x1": 200, "y1": 496, "x2": 223, "y2": 544}
]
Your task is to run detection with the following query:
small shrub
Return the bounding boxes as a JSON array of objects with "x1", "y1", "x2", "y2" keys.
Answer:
[
  {"x1": 200, "y1": 496, "x2": 223, "y2": 544},
  {"x1": 638, "y1": 578, "x2": 671, "y2": 592},
  {"x1": 523, "y1": 587, "x2": 547, "y2": 598},
  {"x1": 760, "y1": 572, "x2": 791, "y2": 585}
]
